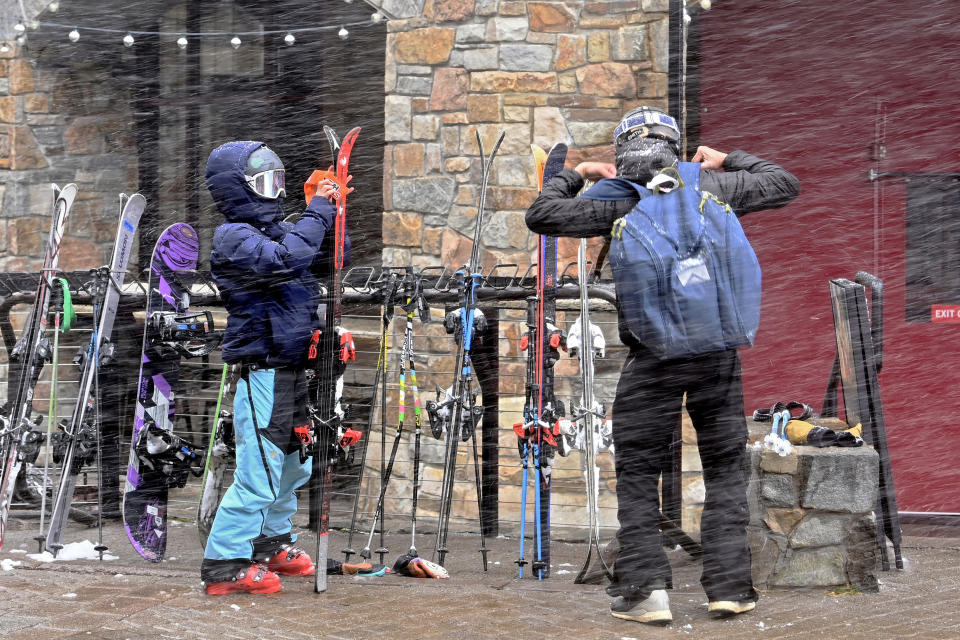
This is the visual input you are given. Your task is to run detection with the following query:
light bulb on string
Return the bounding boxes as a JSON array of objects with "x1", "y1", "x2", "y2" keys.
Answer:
[
  {"x1": 284, "y1": 32, "x2": 295, "y2": 46},
  {"x1": 68, "y1": 28, "x2": 79, "y2": 42},
  {"x1": 16, "y1": 34, "x2": 26, "y2": 46},
  {"x1": 0, "y1": 43, "x2": 9, "y2": 54},
  {"x1": 29, "y1": 20, "x2": 39, "y2": 30},
  {"x1": 123, "y1": 33, "x2": 135, "y2": 47},
  {"x1": 338, "y1": 26, "x2": 348, "y2": 40},
  {"x1": 48, "y1": 1, "x2": 59, "y2": 11},
  {"x1": 14, "y1": 22, "x2": 26, "y2": 35},
  {"x1": 177, "y1": 36, "x2": 188, "y2": 50},
  {"x1": 371, "y1": 12, "x2": 384, "y2": 23},
  {"x1": 230, "y1": 35, "x2": 242, "y2": 49},
  {"x1": 700, "y1": 0, "x2": 712, "y2": 8}
]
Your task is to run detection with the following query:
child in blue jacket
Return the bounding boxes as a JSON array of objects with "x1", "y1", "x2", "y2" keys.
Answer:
[{"x1": 201, "y1": 141, "x2": 345, "y2": 594}]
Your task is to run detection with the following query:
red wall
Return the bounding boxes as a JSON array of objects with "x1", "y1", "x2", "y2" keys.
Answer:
[{"x1": 697, "y1": 0, "x2": 960, "y2": 512}]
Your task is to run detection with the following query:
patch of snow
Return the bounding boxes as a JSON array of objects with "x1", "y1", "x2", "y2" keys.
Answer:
[
  {"x1": 555, "y1": 570, "x2": 572, "y2": 575},
  {"x1": 2, "y1": 559, "x2": 22, "y2": 571},
  {"x1": 230, "y1": 604, "x2": 241, "y2": 611},
  {"x1": 63, "y1": 593, "x2": 77, "y2": 598},
  {"x1": 8, "y1": 549, "x2": 27, "y2": 554},
  {"x1": 27, "y1": 540, "x2": 118, "y2": 562}
]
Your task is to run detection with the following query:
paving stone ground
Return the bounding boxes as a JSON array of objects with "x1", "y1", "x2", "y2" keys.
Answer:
[{"x1": 1, "y1": 514, "x2": 957, "y2": 640}]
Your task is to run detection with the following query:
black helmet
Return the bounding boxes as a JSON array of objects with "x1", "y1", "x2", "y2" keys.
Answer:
[{"x1": 244, "y1": 145, "x2": 286, "y2": 199}]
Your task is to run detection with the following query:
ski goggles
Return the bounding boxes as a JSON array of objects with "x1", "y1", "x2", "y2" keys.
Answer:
[
  {"x1": 614, "y1": 110, "x2": 681, "y2": 145},
  {"x1": 245, "y1": 168, "x2": 286, "y2": 199}
]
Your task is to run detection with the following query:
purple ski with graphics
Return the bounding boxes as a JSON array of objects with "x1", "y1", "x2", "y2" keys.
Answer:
[{"x1": 122, "y1": 223, "x2": 202, "y2": 562}]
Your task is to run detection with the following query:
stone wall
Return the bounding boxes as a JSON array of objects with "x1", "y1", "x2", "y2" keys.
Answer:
[
  {"x1": 357, "y1": 0, "x2": 673, "y2": 537},
  {"x1": 745, "y1": 424, "x2": 881, "y2": 591},
  {"x1": 0, "y1": 40, "x2": 139, "y2": 276},
  {"x1": 372, "y1": 0, "x2": 670, "y2": 271}
]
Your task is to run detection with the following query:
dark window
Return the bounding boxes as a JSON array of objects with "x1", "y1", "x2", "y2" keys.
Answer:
[{"x1": 904, "y1": 175, "x2": 960, "y2": 322}]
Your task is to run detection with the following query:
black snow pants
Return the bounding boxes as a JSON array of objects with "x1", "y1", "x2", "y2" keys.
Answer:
[{"x1": 611, "y1": 345, "x2": 758, "y2": 603}]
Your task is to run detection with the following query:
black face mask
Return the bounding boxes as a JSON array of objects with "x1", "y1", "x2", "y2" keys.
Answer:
[{"x1": 615, "y1": 136, "x2": 679, "y2": 185}]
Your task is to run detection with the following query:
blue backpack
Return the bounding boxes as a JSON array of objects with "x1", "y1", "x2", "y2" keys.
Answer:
[{"x1": 583, "y1": 162, "x2": 762, "y2": 359}]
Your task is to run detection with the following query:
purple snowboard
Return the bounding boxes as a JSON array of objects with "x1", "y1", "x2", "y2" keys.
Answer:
[{"x1": 122, "y1": 223, "x2": 199, "y2": 562}]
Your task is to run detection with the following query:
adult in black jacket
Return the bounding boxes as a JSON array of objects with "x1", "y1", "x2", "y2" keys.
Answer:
[{"x1": 526, "y1": 107, "x2": 800, "y2": 624}]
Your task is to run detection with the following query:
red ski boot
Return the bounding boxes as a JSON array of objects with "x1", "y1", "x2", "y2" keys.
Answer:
[
  {"x1": 265, "y1": 544, "x2": 316, "y2": 576},
  {"x1": 205, "y1": 564, "x2": 282, "y2": 595}
]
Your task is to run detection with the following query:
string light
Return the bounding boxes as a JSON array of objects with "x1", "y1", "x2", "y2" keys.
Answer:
[
  {"x1": 700, "y1": 0, "x2": 712, "y2": 8},
  {"x1": 48, "y1": 1, "x2": 59, "y2": 12},
  {"x1": 0, "y1": 43, "x2": 9, "y2": 53},
  {"x1": 18, "y1": 18, "x2": 392, "y2": 48}
]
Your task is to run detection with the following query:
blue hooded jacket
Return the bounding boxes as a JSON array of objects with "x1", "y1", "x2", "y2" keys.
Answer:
[{"x1": 207, "y1": 141, "x2": 345, "y2": 367}]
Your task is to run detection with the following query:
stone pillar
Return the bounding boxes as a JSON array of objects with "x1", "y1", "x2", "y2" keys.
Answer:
[
  {"x1": 364, "y1": 0, "x2": 671, "y2": 537},
  {"x1": 746, "y1": 434, "x2": 882, "y2": 591}
]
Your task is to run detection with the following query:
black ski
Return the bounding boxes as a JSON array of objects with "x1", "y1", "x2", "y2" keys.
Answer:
[
  {"x1": 428, "y1": 130, "x2": 504, "y2": 569},
  {"x1": 515, "y1": 144, "x2": 567, "y2": 579},
  {"x1": 311, "y1": 125, "x2": 360, "y2": 593},
  {"x1": 0, "y1": 183, "x2": 76, "y2": 550}
]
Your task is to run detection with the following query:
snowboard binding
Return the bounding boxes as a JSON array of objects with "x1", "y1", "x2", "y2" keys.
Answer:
[
  {"x1": 136, "y1": 421, "x2": 204, "y2": 489},
  {"x1": 148, "y1": 310, "x2": 221, "y2": 357}
]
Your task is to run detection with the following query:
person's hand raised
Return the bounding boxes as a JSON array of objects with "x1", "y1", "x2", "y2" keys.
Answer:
[
  {"x1": 691, "y1": 146, "x2": 728, "y2": 170},
  {"x1": 574, "y1": 162, "x2": 617, "y2": 181}
]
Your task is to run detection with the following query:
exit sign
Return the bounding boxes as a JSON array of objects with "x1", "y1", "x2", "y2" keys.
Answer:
[{"x1": 932, "y1": 305, "x2": 960, "y2": 322}]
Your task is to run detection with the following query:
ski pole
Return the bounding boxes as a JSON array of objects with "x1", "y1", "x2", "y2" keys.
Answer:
[
  {"x1": 361, "y1": 276, "x2": 412, "y2": 561},
  {"x1": 341, "y1": 273, "x2": 397, "y2": 561},
  {"x1": 35, "y1": 278, "x2": 68, "y2": 553},
  {"x1": 405, "y1": 276, "x2": 424, "y2": 557}
]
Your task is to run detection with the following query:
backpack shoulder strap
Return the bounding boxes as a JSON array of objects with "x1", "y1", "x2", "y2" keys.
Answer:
[{"x1": 677, "y1": 162, "x2": 701, "y2": 190}]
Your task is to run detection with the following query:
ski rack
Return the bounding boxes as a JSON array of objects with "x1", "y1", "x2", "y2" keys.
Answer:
[
  {"x1": 0, "y1": 264, "x2": 619, "y2": 533},
  {"x1": 1, "y1": 263, "x2": 616, "y2": 318},
  {"x1": 337, "y1": 263, "x2": 618, "y2": 309}
]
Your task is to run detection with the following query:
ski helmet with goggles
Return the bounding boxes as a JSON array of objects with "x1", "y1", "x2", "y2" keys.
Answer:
[
  {"x1": 245, "y1": 145, "x2": 286, "y2": 200},
  {"x1": 613, "y1": 107, "x2": 682, "y2": 185}
]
